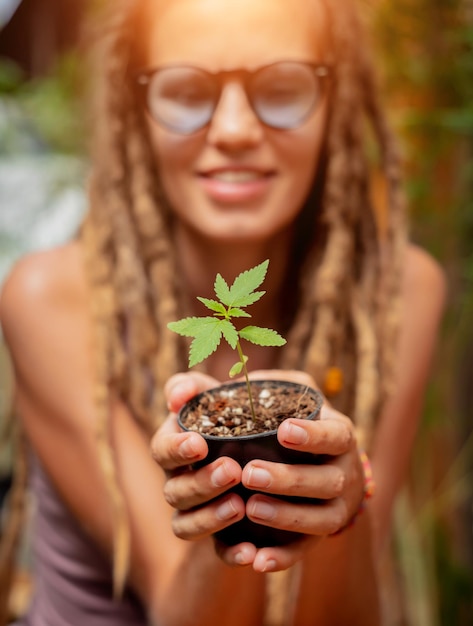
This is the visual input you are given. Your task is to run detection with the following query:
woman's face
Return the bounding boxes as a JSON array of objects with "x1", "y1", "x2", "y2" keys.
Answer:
[{"x1": 145, "y1": 0, "x2": 329, "y2": 244}]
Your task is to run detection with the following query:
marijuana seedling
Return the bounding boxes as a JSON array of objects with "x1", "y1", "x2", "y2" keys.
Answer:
[{"x1": 167, "y1": 259, "x2": 286, "y2": 421}]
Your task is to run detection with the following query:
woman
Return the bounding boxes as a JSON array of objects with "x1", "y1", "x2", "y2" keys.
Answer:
[{"x1": 0, "y1": 0, "x2": 446, "y2": 624}]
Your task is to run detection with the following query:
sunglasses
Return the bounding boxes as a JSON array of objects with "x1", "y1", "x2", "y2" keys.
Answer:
[{"x1": 136, "y1": 60, "x2": 332, "y2": 134}]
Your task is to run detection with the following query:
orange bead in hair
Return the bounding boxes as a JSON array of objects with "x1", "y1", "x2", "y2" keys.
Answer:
[{"x1": 323, "y1": 366, "x2": 344, "y2": 397}]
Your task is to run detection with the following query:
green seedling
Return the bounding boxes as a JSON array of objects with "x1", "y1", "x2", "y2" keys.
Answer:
[{"x1": 167, "y1": 259, "x2": 286, "y2": 421}]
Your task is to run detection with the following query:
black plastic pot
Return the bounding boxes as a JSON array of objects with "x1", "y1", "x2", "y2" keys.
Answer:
[{"x1": 177, "y1": 379, "x2": 324, "y2": 547}]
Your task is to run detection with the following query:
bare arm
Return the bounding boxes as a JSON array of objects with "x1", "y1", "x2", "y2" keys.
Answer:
[
  {"x1": 370, "y1": 244, "x2": 447, "y2": 553},
  {"x1": 0, "y1": 245, "x2": 265, "y2": 626}
]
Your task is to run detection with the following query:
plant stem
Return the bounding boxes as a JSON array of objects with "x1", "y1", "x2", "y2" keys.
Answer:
[{"x1": 236, "y1": 339, "x2": 257, "y2": 421}]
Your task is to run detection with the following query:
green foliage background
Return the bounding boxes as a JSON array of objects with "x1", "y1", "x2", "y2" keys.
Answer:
[{"x1": 373, "y1": 1, "x2": 473, "y2": 624}]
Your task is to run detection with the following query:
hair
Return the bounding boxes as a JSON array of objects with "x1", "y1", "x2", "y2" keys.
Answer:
[{"x1": 0, "y1": 0, "x2": 407, "y2": 619}]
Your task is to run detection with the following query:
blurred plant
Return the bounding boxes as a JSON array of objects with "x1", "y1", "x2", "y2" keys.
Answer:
[
  {"x1": 0, "y1": 51, "x2": 88, "y2": 155},
  {"x1": 372, "y1": 1, "x2": 473, "y2": 624}
]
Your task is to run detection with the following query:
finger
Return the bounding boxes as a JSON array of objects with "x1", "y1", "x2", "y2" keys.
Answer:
[
  {"x1": 252, "y1": 536, "x2": 318, "y2": 573},
  {"x1": 165, "y1": 372, "x2": 220, "y2": 413},
  {"x1": 242, "y1": 460, "x2": 345, "y2": 500},
  {"x1": 215, "y1": 542, "x2": 257, "y2": 567},
  {"x1": 164, "y1": 457, "x2": 242, "y2": 510},
  {"x1": 245, "y1": 494, "x2": 349, "y2": 537},
  {"x1": 277, "y1": 412, "x2": 355, "y2": 456},
  {"x1": 171, "y1": 493, "x2": 245, "y2": 541},
  {"x1": 151, "y1": 418, "x2": 208, "y2": 471}
]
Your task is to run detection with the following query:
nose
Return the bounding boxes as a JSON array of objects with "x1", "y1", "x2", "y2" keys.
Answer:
[{"x1": 206, "y1": 82, "x2": 264, "y2": 151}]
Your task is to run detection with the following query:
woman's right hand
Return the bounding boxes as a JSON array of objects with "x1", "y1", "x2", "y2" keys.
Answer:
[{"x1": 151, "y1": 372, "x2": 247, "y2": 542}]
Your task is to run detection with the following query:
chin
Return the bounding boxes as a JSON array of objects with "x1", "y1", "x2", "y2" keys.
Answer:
[
  {"x1": 174, "y1": 200, "x2": 297, "y2": 245},
  {"x1": 205, "y1": 225, "x2": 291, "y2": 248},
  {"x1": 203, "y1": 217, "x2": 282, "y2": 241}
]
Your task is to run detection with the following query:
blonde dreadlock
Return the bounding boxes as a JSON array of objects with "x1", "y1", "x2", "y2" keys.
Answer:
[
  {"x1": 80, "y1": 1, "x2": 184, "y2": 592},
  {"x1": 282, "y1": 0, "x2": 407, "y2": 450}
]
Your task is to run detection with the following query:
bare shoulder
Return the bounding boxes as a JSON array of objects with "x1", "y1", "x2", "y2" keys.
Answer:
[
  {"x1": 404, "y1": 243, "x2": 446, "y2": 295},
  {"x1": 396, "y1": 243, "x2": 447, "y2": 378},
  {"x1": 402, "y1": 243, "x2": 447, "y2": 314},
  {"x1": 0, "y1": 241, "x2": 89, "y2": 355}
]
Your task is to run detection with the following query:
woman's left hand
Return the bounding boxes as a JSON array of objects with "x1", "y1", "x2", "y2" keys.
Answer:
[{"x1": 219, "y1": 404, "x2": 366, "y2": 572}]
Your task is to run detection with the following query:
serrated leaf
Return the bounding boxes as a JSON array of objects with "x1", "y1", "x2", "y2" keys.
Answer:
[
  {"x1": 196, "y1": 297, "x2": 227, "y2": 315},
  {"x1": 229, "y1": 361, "x2": 243, "y2": 378},
  {"x1": 220, "y1": 320, "x2": 238, "y2": 349},
  {"x1": 227, "y1": 307, "x2": 252, "y2": 318},
  {"x1": 227, "y1": 259, "x2": 269, "y2": 306},
  {"x1": 169, "y1": 260, "x2": 285, "y2": 373},
  {"x1": 230, "y1": 290, "x2": 265, "y2": 308},
  {"x1": 214, "y1": 273, "x2": 231, "y2": 304},
  {"x1": 239, "y1": 325, "x2": 287, "y2": 347},
  {"x1": 168, "y1": 317, "x2": 218, "y2": 337},
  {"x1": 188, "y1": 323, "x2": 223, "y2": 367}
]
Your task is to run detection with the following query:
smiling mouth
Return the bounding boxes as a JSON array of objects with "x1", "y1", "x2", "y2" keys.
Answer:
[
  {"x1": 196, "y1": 168, "x2": 275, "y2": 204},
  {"x1": 200, "y1": 170, "x2": 274, "y2": 183}
]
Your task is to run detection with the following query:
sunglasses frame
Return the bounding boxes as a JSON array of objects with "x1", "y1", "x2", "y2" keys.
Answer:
[{"x1": 135, "y1": 60, "x2": 333, "y2": 134}]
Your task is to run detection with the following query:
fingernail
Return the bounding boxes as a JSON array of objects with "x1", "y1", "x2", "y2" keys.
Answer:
[
  {"x1": 179, "y1": 437, "x2": 199, "y2": 460},
  {"x1": 234, "y1": 551, "x2": 251, "y2": 566},
  {"x1": 246, "y1": 466, "x2": 272, "y2": 489},
  {"x1": 262, "y1": 559, "x2": 278, "y2": 572},
  {"x1": 211, "y1": 462, "x2": 234, "y2": 488},
  {"x1": 249, "y1": 500, "x2": 276, "y2": 521},
  {"x1": 216, "y1": 498, "x2": 239, "y2": 521},
  {"x1": 283, "y1": 422, "x2": 308, "y2": 445}
]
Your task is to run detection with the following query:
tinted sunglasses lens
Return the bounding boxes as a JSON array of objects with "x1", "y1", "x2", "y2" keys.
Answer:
[
  {"x1": 147, "y1": 67, "x2": 216, "y2": 133},
  {"x1": 252, "y1": 62, "x2": 320, "y2": 129}
]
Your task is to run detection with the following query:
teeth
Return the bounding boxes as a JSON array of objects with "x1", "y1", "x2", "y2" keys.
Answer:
[{"x1": 209, "y1": 171, "x2": 263, "y2": 183}]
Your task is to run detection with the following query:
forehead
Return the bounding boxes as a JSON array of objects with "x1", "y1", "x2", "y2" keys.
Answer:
[{"x1": 146, "y1": 0, "x2": 328, "y2": 68}]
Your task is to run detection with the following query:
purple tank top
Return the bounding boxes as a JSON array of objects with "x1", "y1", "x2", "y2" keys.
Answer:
[{"x1": 14, "y1": 454, "x2": 148, "y2": 626}]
